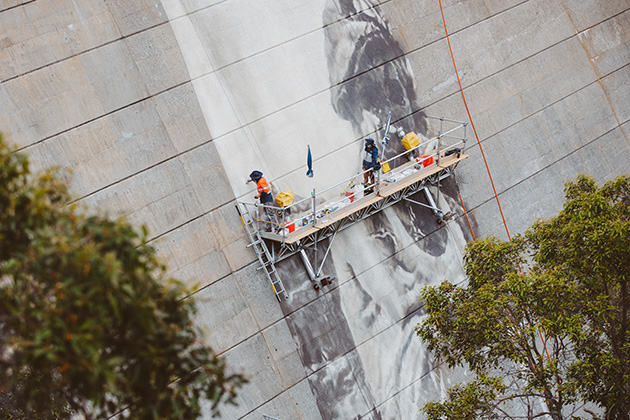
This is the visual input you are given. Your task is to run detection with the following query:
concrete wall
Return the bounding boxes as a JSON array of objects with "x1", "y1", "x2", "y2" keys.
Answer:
[{"x1": 1, "y1": 0, "x2": 629, "y2": 419}]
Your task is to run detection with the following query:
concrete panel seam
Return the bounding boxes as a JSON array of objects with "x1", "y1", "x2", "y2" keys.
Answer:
[
  {"x1": 466, "y1": 120, "x2": 629, "y2": 215},
  {"x1": 178, "y1": 260, "x2": 252, "y2": 302},
  {"x1": 1, "y1": 19, "x2": 170, "y2": 84},
  {"x1": 236, "y1": 378, "x2": 312, "y2": 420},
  {"x1": 419, "y1": 7, "x2": 630, "y2": 109},
  {"x1": 371, "y1": 352, "x2": 449, "y2": 417},
  {"x1": 11, "y1": 80, "x2": 191, "y2": 157},
  {"x1": 176, "y1": 5, "x2": 627, "y2": 186},
  {"x1": 467, "y1": 59, "x2": 630, "y2": 152},
  {"x1": 0, "y1": 0, "x2": 36, "y2": 14},
  {"x1": 143, "y1": 201, "x2": 237, "y2": 246}
]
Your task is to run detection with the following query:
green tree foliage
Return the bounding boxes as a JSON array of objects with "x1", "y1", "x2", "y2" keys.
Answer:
[
  {"x1": 530, "y1": 175, "x2": 630, "y2": 418},
  {"x1": 416, "y1": 175, "x2": 630, "y2": 420},
  {"x1": 0, "y1": 135, "x2": 245, "y2": 419}
]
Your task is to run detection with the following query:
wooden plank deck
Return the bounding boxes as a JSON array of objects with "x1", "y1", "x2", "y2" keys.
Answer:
[{"x1": 260, "y1": 153, "x2": 468, "y2": 244}]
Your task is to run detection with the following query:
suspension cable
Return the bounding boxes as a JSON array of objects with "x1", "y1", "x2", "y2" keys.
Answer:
[{"x1": 438, "y1": 0, "x2": 511, "y2": 241}]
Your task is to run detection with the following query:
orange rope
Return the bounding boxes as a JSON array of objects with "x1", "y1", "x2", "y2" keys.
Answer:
[
  {"x1": 439, "y1": 0, "x2": 556, "y2": 373},
  {"x1": 458, "y1": 193, "x2": 476, "y2": 241},
  {"x1": 438, "y1": 0, "x2": 511, "y2": 241}
]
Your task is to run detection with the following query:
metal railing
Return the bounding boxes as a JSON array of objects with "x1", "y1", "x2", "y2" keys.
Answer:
[{"x1": 238, "y1": 117, "x2": 468, "y2": 239}]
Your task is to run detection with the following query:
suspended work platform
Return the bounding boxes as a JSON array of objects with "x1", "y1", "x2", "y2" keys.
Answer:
[
  {"x1": 236, "y1": 116, "x2": 468, "y2": 300},
  {"x1": 270, "y1": 152, "x2": 467, "y2": 246}
]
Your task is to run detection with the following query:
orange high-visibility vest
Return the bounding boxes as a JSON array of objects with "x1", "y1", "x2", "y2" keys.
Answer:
[{"x1": 257, "y1": 177, "x2": 270, "y2": 195}]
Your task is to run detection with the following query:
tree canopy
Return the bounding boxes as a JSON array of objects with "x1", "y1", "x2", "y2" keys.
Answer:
[
  {"x1": 0, "y1": 135, "x2": 245, "y2": 419},
  {"x1": 416, "y1": 174, "x2": 630, "y2": 420}
]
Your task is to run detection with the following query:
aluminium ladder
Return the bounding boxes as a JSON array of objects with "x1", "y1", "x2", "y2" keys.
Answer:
[{"x1": 236, "y1": 204, "x2": 289, "y2": 301}]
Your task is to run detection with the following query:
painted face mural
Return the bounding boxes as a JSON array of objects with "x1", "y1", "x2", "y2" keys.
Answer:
[
  {"x1": 276, "y1": 1, "x2": 472, "y2": 419},
  {"x1": 323, "y1": 0, "x2": 428, "y2": 157}
]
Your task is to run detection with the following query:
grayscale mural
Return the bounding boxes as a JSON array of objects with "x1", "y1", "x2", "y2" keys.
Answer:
[
  {"x1": 278, "y1": 2, "x2": 471, "y2": 418},
  {"x1": 160, "y1": 0, "x2": 473, "y2": 418},
  {"x1": 324, "y1": 0, "x2": 428, "y2": 146}
]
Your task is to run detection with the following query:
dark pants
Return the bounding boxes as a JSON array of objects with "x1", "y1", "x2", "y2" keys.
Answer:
[{"x1": 260, "y1": 198, "x2": 278, "y2": 231}]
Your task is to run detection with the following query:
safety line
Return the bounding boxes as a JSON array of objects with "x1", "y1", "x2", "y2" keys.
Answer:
[
  {"x1": 458, "y1": 193, "x2": 475, "y2": 241},
  {"x1": 438, "y1": 0, "x2": 556, "y2": 381},
  {"x1": 438, "y1": 0, "x2": 511, "y2": 241}
]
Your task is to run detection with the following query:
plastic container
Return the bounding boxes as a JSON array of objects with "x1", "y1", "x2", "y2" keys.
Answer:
[
  {"x1": 276, "y1": 190, "x2": 294, "y2": 208},
  {"x1": 417, "y1": 155, "x2": 434, "y2": 167},
  {"x1": 402, "y1": 132, "x2": 421, "y2": 151}
]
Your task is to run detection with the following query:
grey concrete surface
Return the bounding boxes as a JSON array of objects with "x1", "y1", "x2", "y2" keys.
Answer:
[{"x1": 1, "y1": 0, "x2": 629, "y2": 419}]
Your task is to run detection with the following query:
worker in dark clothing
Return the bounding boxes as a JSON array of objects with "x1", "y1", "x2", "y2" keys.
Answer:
[
  {"x1": 362, "y1": 138, "x2": 379, "y2": 193},
  {"x1": 248, "y1": 170, "x2": 278, "y2": 232}
]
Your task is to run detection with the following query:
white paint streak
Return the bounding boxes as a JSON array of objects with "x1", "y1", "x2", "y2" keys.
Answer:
[{"x1": 159, "y1": 0, "x2": 273, "y2": 199}]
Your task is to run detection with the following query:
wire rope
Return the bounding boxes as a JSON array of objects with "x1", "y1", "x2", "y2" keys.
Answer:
[{"x1": 438, "y1": 0, "x2": 512, "y2": 241}]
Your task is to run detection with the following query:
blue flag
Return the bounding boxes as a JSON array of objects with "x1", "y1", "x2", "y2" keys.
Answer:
[{"x1": 306, "y1": 144, "x2": 314, "y2": 178}]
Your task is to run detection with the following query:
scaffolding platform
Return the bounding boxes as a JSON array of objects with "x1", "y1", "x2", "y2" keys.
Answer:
[
  {"x1": 236, "y1": 116, "x2": 468, "y2": 298},
  {"x1": 262, "y1": 152, "x2": 467, "y2": 246}
]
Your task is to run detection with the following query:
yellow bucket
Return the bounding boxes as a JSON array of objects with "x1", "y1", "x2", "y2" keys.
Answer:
[
  {"x1": 276, "y1": 190, "x2": 294, "y2": 208},
  {"x1": 402, "y1": 132, "x2": 421, "y2": 151}
]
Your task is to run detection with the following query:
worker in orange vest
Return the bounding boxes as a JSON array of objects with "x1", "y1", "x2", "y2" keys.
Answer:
[{"x1": 248, "y1": 170, "x2": 278, "y2": 232}]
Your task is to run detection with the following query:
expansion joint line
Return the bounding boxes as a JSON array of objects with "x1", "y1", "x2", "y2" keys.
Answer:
[{"x1": 438, "y1": 0, "x2": 511, "y2": 242}]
